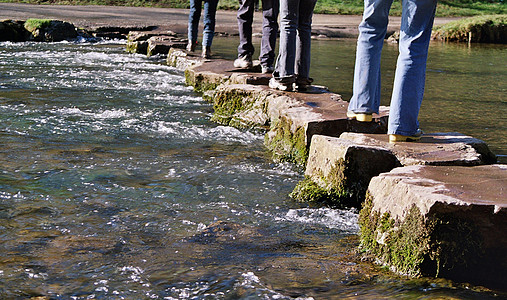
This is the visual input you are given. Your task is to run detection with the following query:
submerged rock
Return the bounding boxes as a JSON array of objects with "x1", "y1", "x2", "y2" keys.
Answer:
[{"x1": 360, "y1": 164, "x2": 507, "y2": 288}]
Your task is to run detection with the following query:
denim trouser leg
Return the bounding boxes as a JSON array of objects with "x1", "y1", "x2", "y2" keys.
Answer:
[
  {"x1": 202, "y1": 0, "x2": 218, "y2": 48},
  {"x1": 274, "y1": 0, "x2": 298, "y2": 78},
  {"x1": 348, "y1": 0, "x2": 393, "y2": 115},
  {"x1": 388, "y1": 0, "x2": 437, "y2": 135},
  {"x1": 295, "y1": 0, "x2": 317, "y2": 79},
  {"x1": 259, "y1": 0, "x2": 279, "y2": 68},
  {"x1": 188, "y1": 0, "x2": 202, "y2": 43},
  {"x1": 237, "y1": 0, "x2": 256, "y2": 57}
]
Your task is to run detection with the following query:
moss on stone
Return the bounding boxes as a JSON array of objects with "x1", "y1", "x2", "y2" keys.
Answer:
[
  {"x1": 358, "y1": 194, "x2": 484, "y2": 278},
  {"x1": 290, "y1": 159, "x2": 368, "y2": 208},
  {"x1": 211, "y1": 90, "x2": 247, "y2": 126},
  {"x1": 185, "y1": 71, "x2": 220, "y2": 93},
  {"x1": 264, "y1": 116, "x2": 308, "y2": 165},
  {"x1": 212, "y1": 89, "x2": 269, "y2": 128},
  {"x1": 24, "y1": 18, "x2": 52, "y2": 32}
]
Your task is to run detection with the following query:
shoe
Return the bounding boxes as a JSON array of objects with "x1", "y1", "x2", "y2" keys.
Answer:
[
  {"x1": 186, "y1": 41, "x2": 196, "y2": 52},
  {"x1": 234, "y1": 55, "x2": 253, "y2": 68},
  {"x1": 261, "y1": 65, "x2": 274, "y2": 74},
  {"x1": 269, "y1": 77, "x2": 293, "y2": 91},
  {"x1": 202, "y1": 47, "x2": 211, "y2": 59},
  {"x1": 295, "y1": 76, "x2": 313, "y2": 91},
  {"x1": 389, "y1": 129, "x2": 424, "y2": 143},
  {"x1": 347, "y1": 111, "x2": 373, "y2": 122}
]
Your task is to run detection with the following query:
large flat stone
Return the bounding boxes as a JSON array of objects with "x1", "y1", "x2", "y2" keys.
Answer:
[
  {"x1": 291, "y1": 135, "x2": 399, "y2": 207},
  {"x1": 361, "y1": 164, "x2": 507, "y2": 286},
  {"x1": 339, "y1": 132, "x2": 497, "y2": 165},
  {"x1": 147, "y1": 35, "x2": 186, "y2": 57}
]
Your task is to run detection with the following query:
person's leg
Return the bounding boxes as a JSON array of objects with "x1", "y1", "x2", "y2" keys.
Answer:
[
  {"x1": 259, "y1": 0, "x2": 279, "y2": 71},
  {"x1": 202, "y1": 0, "x2": 218, "y2": 48},
  {"x1": 295, "y1": 0, "x2": 317, "y2": 80},
  {"x1": 274, "y1": 0, "x2": 299, "y2": 79},
  {"x1": 388, "y1": 0, "x2": 437, "y2": 136},
  {"x1": 347, "y1": 0, "x2": 393, "y2": 115},
  {"x1": 187, "y1": 0, "x2": 202, "y2": 50},
  {"x1": 237, "y1": 0, "x2": 256, "y2": 58}
]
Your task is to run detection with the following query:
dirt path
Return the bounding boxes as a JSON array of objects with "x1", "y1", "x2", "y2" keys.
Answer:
[{"x1": 0, "y1": 3, "x2": 458, "y2": 38}]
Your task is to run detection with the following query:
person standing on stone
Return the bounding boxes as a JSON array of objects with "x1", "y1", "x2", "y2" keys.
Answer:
[
  {"x1": 268, "y1": 0, "x2": 317, "y2": 92},
  {"x1": 346, "y1": 0, "x2": 438, "y2": 142},
  {"x1": 233, "y1": 0, "x2": 279, "y2": 74},
  {"x1": 187, "y1": 0, "x2": 219, "y2": 58}
]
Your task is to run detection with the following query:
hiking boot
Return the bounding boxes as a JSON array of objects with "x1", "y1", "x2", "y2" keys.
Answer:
[
  {"x1": 186, "y1": 41, "x2": 196, "y2": 52},
  {"x1": 389, "y1": 129, "x2": 424, "y2": 143},
  {"x1": 269, "y1": 77, "x2": 294, "y2": 91},
  {"x1": 202, "y1": 47, "x2": 212, "y2": 59},
  {"x1": 295, "y1": 76, "x2": 313, "y2": 91},
  {"x1": 346, "y1": 111, "x2": 373, "y2": 122},
  {"x1": 234, "y1": 55, "x2": 253, "y2": 68},
  {"x1": 261, "y1": 65, "x2": 274, "y2": 74}
]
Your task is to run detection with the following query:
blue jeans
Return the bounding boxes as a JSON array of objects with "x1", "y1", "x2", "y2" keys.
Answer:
[
  {"x1": 237, "y1": 0, "x2": 279, "y2": 68},
  {"x1": 348, "y1": 0, "x2": 437, "y2": 135},
  {"x1": 188, "y1": 0, "x2": 219, "y2": 48},
  {"x1": 274, "y1": 0, "x2": 317, "y2": 80}
]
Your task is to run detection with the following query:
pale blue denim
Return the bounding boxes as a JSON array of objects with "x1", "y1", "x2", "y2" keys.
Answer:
[
  {"x1": 188, "y1": 0, "x2": 219, "y2": 48},
  {"x1": 348, "y1": 0, "x2": 437, "y2": 136},
  {"x1": 237, "y1": 0, "x2": 279, "y2": 68},
  {"x1": 274, "y1": 0, "x2": 317, "y2": 80}
]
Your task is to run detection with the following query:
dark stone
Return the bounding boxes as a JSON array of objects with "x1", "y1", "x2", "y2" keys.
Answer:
[
  {"x1": 0, "y1": 20, "x2": 29, "y2": 42},
  {"x1": 28, "y1": 20, "x2": 77, "y2": 42}
]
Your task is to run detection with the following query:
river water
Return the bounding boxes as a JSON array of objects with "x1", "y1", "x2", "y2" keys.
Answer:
[{"x1": 0, "y1": 38, "x2": 505, "y2": 299}]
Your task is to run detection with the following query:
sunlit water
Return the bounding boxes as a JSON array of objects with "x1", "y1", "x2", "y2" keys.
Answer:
[{"x1": 0, "y1": 39, "x2": 505, "y2": 299}]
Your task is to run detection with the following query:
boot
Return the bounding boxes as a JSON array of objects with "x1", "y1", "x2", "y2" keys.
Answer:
[
  {"x1": 186, "y1": 41, "x2": 196, "y2": 52},
  {"x1": 202, "y1": 47, "x2": 212, "y2": 59}
]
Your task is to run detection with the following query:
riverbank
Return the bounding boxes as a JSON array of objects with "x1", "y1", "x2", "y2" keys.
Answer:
[{"x1": 0, "y1": 3, "x2": 461, "y2": 39}]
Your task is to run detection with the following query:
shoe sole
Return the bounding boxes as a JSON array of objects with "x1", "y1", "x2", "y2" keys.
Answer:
[
  {"x1": 389, "y1": 134, "x2": 422, "y2": 143},
  {"x1": 346, "y1": 111, "x2": 373, "y2": 122},
  {"x1": 269, "y1": 79, "x2": 293, "y2": 91}
]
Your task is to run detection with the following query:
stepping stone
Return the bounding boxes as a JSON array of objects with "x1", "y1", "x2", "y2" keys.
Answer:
[
  {"x1": 361, "y1": 164, "x2": 507, "y2": 287},
  {"x1": 339, "y1": 132, "x2": 497, "y2": 165},
  {"x1": 296, "y1": 132, "x2": 497, "y2": 206}
]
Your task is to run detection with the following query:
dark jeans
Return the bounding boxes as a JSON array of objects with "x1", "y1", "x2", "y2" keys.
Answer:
[
  {"x1": 274, "y1": 0, "x2": 317, "y2": 79},
  {"x1": 188, "y1": 0, "x2": 219, "y2": 47},
  {"x1": 237, "y1": 0, "x2": 279, "y2": 68}
]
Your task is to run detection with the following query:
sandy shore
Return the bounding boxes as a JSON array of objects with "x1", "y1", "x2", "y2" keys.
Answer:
[{"x1": 0, "y1": 3, "x2": 458, "y2": 38}]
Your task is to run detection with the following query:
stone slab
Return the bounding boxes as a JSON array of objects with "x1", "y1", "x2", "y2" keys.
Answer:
[
  {"x1": 147, "y1": 35, "x2": 186, "y2": 56},
  {"x1": 292, "y1": 135, "x2": 399, "y2": 207},
  {"x1": 362, "y1": 164, "x2": 507, "y2": 285},
  {"x1": 339, "y1": 132, "x2": 497, "y2": 165}
]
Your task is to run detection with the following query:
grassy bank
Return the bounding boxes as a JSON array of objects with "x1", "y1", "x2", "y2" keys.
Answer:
[
  {"x1": 432, "y1": 14, "x2": 506, "y2": 42},
  {"x1": 1, "y1": 0, "x2": 506, "y2": 16}
]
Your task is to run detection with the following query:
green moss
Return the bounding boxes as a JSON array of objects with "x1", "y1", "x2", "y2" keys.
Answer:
[
  {"x1": 264, "y1": 116, "x2": 308, "y2": 165},
  {"x1": 358, "y1": 194, "x2": 484, "y2": 278},
  {"x1": 185, "y1": 72, "x2": 220, "y2": 93},
  {"x1": 432, "y1": 14, "x2": 507, "y2": 43},
  {"x1": 290, "y1": 159, "x2": 368, "y2": 208},
  {"x1": 290, "y1": 176, "x2": 350, "y2": 207},
  {"x1": 24, "y1": 18, "x2": 52, "y2": 32},
  {"x1": 211, "y1": 90, "x2": 247, "y2": 126}
]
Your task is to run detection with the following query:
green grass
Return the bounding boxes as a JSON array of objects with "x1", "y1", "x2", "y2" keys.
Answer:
[
  {"x1": 1, "y1": 0, "x2": 506, "y2": 16},
  {"x1": 432, "y1": 14, "x2": 506, "y2": 42},
  {"x1": 24, "y1": 18, "x2": 52, "y2": 31}
]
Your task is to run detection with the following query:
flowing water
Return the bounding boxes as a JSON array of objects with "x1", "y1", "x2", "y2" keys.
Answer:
[{"x1": 0, "y1": 38, "x2": 505, "y2": 299}]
